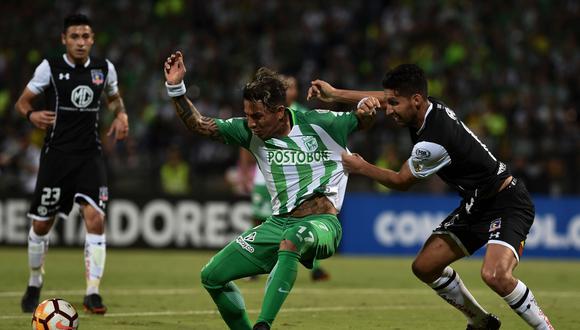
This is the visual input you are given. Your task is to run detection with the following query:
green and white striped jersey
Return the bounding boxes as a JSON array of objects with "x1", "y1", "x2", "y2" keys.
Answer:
[{"x1": 216, "y1": 108, "x2": 358, "y2": 215}]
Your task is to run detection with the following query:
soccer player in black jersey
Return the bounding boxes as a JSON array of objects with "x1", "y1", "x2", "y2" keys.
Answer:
[
  {"x1": 15, "y1": 14, "x2": 129, "y2": 314},
  {"x1": 309, "y1": 64, "x2": 554, "y2": 329}
]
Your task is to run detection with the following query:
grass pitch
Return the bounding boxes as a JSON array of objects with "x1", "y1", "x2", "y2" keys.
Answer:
[{"x1": 0, "y1": 247, "x2": 578, "y2": 329}]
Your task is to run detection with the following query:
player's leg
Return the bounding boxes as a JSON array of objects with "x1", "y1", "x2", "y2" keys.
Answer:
[
  {"x1": 482, "y1": 244, "x2": 553, "y2": 329},
  {"x1": 412, "y1": 229, "x2": 493, "y2": 328},
  {"x1": 201, "y1": 243, "x2": 271, "y2": 330},
  {"x1": 481, "y1": 180, "x2": 553, "y2": 329},
  {"x1": 255, "y1": 215, "x2": 341, "y2": 329},
  {"x1": 76, "y1": 155, "x2": 109, "y2": 314},
  {"x1": 22, "y1": 151, "x2": 74, "y2": 313},
  {"x1": 79, "y1": 201, "x2": 107, "y2": 314},
  {"x1": 203, "y1": 219, "x2": 280, "y2": 329}
]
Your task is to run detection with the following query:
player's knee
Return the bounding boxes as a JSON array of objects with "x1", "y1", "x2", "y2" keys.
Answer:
[
  {"x1": 32, "y1": 220, "x2": 53, "y2": 236},
  {"x1": 411, "y1": 258, "x2": 440, "y2": 283},
  {"x1": 200, "y1": 259, "x2": 227, "y2": 289},
  {"x1": 481, "y1": 265, "x2": 513, "y2": 292}
]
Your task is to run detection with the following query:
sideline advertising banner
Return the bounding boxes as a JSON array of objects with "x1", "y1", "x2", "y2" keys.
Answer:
[
  {"x1": 339, "y1": 194, "x2": 580, "y2": 258},
  {"x1": 0, "y1": 197, "x2": 253, "y2": 248}
]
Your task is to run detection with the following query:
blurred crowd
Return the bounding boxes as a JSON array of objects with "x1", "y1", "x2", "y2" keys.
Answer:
[{"x1": 0, "y1": 0, "x2": 578, "y2": 197}]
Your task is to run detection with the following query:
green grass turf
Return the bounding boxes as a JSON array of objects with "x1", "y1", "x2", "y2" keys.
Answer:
[{"x1": 1, "y1": 247, "x2": 578, "y2": 329}]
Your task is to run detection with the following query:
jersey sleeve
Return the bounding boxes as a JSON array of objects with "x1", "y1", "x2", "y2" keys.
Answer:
[
  {"x1": 26, "y1": 60, "x2": 50, "y2": 95},
  {"x1": 408, "y1": 141, "x2": 451, "y2": 178},
  {"x1": 307, "y1": 109, "x2": 359, "y2": 147},
  {"x1": 105, "y1": 59, "x2": 119, "y2": 96},
  {"x1": 214, "y1": 117, "x2": 252, "y2": 148}
]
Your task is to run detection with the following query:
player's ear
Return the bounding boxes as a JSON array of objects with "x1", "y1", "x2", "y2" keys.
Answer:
[
  {"x1": 413, "y1": 94, "x2": 421, "y2": 109},
  {"x1": 61, "y1": 33, "x2": 66, "y2": 45}
]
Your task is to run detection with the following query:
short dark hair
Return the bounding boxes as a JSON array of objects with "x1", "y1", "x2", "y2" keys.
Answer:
[
  {"x1": 63, "y1": 13, "x2": 92, "y2": 33},
  {"x1": 382, "y1": 64, "x2": 428, "y2": 98},
  {"x1": 243, "y1": 67, "x2": 286, "y2": 111}
]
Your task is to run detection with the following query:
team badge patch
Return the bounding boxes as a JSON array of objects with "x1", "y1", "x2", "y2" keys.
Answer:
[
  {"x1": 91, "y1": 69, "x2": 104, "y2": 85},
  {"x1": 489, "y1": 218, "x2": 502, "y2": 232},
  {"x1": 302, "y1": 136, "x2": 319, "y2": 152}
]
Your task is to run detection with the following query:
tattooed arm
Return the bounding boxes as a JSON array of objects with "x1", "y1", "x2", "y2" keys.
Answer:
[{"x1": 164, "y1": 51, "x2": 223, "y2": 141}]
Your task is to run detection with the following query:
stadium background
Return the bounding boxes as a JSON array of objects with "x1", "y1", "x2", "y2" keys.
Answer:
[{"x1": 0, "y1": 1, "x2": 579, "y2": 329}]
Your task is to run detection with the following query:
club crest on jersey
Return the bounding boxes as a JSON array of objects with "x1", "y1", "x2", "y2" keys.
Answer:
[
  {"x1": 489, "y1": 218, "x2": 501, "y2": 232},
  {"x1": 91, "y1": 69, "x2": 104, "y2": 85},
  {"x1": 302, "y1": 136, "x2": 318, "y2": 152},
  {"x1": 99, "y1": 186, "x2": 109, "y2": 202}
]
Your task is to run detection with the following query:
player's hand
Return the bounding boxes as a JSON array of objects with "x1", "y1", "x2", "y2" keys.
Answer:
[
  {"x1": 355, "y1": 96, "x2": 380, "y2": 117},
  {"x1": 164, "y1": 51, "x2": 186, "y2": 85},
  {"x1": 307, "y1": 79, "x2": 337, "y2": 102},
  {"x1": 29, "y1": 111, "x2": 56, "y2": 130},
  {"x1": 107, "y1": 112, "x2": 129, "y2": 141},
  {"x1": 341, "y1": 152, "x2": 368, "y2": 175}
]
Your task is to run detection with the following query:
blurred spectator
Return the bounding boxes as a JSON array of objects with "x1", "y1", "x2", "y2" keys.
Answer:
[
  {"x1": 159, "y1": 145, "x2": 191, "y2": 195},
  {"x1": 0, "y1": 1, "x2": 578, "y2": 196}
]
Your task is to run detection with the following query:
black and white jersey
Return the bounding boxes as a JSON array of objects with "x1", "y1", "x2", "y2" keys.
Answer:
[
  {"x1": 408, "y1": 97, "x2": 511, "y2": 201},
  {"x1": 27, "y1": 54, "x2": 119, "y2": 154}
]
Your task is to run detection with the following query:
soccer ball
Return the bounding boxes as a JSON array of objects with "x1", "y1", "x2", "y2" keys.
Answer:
[{"x1": 31, "y1": 298, "x2": 79, "y2": 330}]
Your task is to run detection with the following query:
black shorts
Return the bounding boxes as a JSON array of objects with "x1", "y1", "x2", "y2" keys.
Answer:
[
  {"x1": 28, "y1": 149, "x2": 108, "y2": 220},
  {"x1": 433, "y1": 178, "x2": 534, "y2": 260}
]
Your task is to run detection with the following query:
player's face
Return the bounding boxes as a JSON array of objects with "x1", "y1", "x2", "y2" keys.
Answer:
[
  {"x1": 244, "y1": 100, "x2": 285, "y2": 139},
  {"x1": 62, "y1": 25, "x2": 94, "y2": 63},
  {"x1": 384, "y1": 89, "x2": 419, "y2": 127}
]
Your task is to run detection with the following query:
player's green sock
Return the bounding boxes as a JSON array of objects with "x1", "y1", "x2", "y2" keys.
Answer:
[
  {"x1": 206, "y1": 282, "x2": 252, "y2": 330},
  {"x1": 257, "y1": 250, "x2": 300, "y2": 326}
]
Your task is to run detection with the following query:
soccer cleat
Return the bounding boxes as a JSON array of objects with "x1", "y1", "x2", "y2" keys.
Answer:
[
  {"x1": 466, "y1": 313, "x2": 501, "y2": 330},
  {"x1": 311, "y1": 268, "x2": 330, "y2": 281},
  {"x1": 253, "y1": 321, "x2": 270, "y2": 330},
  {"x1": 83, "y1": 293, "x2": 107, "y2": 314},
  {"x1": 21, "y1": 286, "x2": 42, "y2": 313}
]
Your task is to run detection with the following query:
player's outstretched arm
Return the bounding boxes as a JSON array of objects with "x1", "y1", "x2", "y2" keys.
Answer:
[
  {"x1": 307, "y1": 79, "x2": 386, "y2": 107},
  {"x1": 164, "y1": 51, "x2": 222, "y2": 141},
  {"x1": 341, "y1": 152, "x2": 417, "y2": 191}
]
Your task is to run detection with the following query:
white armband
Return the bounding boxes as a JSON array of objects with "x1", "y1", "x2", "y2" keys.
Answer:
[{"x1": 165, "y1": 81, "x2": 186, "y2": 97}]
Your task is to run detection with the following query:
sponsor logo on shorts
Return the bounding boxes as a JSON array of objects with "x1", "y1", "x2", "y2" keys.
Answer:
[
  {"x1": 99, "y1": 186, "x2": 109, "y2": 202},
  {"x1": 243, "y1": 232, "x2": 256, "y2": 242},
  {"x1": 489, "y1": 218, "x2": 502, "y2": 232},
  {"x1": 236, "y1": 236, "x2": 255, "y2": 253},
  {"x1": 37, "y1": 206, "x2": 48, "y2": 216}
]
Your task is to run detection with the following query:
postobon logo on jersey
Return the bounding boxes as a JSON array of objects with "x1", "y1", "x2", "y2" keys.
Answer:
[
  {"x1": 266, "y1": 150, "x2": 332, "y2": 165},
  {"x1": 70, "y1": 85, "x2": 94, "y2": 108}
]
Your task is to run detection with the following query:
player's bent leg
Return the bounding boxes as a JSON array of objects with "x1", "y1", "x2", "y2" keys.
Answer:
[
  {"x1": 80, "y1": 203, "x2": 107, "y2": 314},
  {"x1": 22, "y1": 218, "x2": 55, "y2": 313},
  {"x1": 256, "y1": 220, "x2": 325, "y2": 328},
  {"x1": 484, "y1": 243, "x2": 554, "y2": 329},
  {"x1": 201, "y1": 243, "x2": 265, "y2": 330},
  {"x1": 414, "y1": 234, "x2": 492, "y2": 328}
]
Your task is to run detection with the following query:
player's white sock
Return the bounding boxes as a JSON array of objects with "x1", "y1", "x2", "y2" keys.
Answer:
[
  {"x1": 429, "y1": 266, "x2": 488, "y2": 326},
  {"x1": 28, "y1": 227, "x2": 49, "y2": 287},
  {"x1": 503, "y1": 280, "x2": 554, "y2": 329},
  {"x1": 84, "y1": 233, "x2": 106, "y2": 295}
]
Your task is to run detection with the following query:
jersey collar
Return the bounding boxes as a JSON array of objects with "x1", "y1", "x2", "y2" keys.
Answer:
[
  {"x1": 63, "y1": 54, "x2": 91, "y2": 68},
  {"x1": 416, "y1": 102, "x2": 433, "y2": 135}
]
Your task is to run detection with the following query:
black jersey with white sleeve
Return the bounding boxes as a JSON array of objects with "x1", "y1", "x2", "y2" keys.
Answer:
[
  {"x1": 26, "y1": 54, "x2": 119, "y2": 155},
  {"x1": 407, "y1": 98, "x2": 511, "y2": 201}
]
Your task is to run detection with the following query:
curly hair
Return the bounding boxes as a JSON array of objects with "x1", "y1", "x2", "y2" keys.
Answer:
[
  {"x1": 243, "y1": 67, "x2": 287, "y2": 111},
  {"x1": 382, "y1": 64, "x2": 428, "y2": 98}
]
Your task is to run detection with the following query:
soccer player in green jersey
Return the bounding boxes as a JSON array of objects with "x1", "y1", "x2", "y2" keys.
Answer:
[{"x1": 164, "y1": 51, "x2": 377, "y2": 330}]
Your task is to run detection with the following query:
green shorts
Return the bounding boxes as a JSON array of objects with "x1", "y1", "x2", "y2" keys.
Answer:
[
  {"x1": 252, "y1": 184, "x2": 272, "y2": 221},
  {"x1": 231, "y1": 213, "x2": 342, "y2": 272}
]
